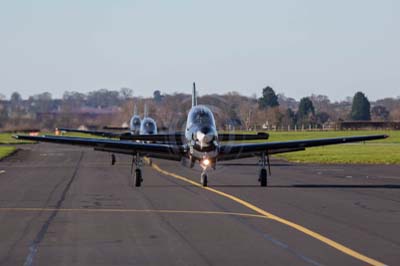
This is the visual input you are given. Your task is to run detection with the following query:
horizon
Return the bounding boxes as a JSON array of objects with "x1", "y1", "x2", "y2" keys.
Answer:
[{"x1": 2, "y1": 86, "x2": 398, "y2": 103}]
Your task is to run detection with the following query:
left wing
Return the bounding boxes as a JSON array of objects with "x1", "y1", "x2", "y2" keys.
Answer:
[
  {"x1": 218, "y1": 134, "x2": 388, "y2": 161},
  {"x1": 57, "y1": 128, "x2": 121, "y2": 138},
  {"x1": 14, "y1": 135, "x2": 185, "y2": 160}
]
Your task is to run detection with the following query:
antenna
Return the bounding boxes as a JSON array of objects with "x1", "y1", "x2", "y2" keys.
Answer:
[
  {"x1": 144, "y1": 103, "x2": 148, "y2": 117},
  {"x1": 192, "y1": 82, "x2": 197, "y2": 107}
]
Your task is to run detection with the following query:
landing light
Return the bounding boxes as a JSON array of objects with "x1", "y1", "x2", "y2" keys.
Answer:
[{"x1": 202, "y1": 158, "x2": 210, "y2": 166}]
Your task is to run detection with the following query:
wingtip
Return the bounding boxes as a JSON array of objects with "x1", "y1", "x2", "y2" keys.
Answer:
[
  {"x1": 383, "y1": 134, "x2": 389, "y2": 138},
  {"x1": 12, "y1": 135, "x2": 19, "y2": 139}
]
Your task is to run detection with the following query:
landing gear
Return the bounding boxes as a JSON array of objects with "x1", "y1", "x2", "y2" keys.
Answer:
[
  {"x1": 259, "y1": 152, "x2": 270, "y2": 187},
  {"x1": 131, "y1": 152, "x2": 143, "y2": 187},
  {"x1": 201, "y1": 172, "x2": 208, "y2": 187},
  {"x1": 111, "y1": 154, "x2": 116, "y2": 165},
  {"x1": 259, "y1": 168, "x2": 267, "y2": 187},
  {"x1": 134, "y1": 168, "x2": 142, "y2": 187}
]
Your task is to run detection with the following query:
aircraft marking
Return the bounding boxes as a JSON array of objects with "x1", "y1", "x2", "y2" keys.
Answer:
[
  {"x1": 0, "y1": 207, "x2": 264, "y2": 219},
  {"x1": 148, "y1": 159, "x2": 387, "y2": 266}
]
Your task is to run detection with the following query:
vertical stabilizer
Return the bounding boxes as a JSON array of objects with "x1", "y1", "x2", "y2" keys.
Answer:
[
  {"x1": 133, "y1": 105, "x2": 138, "y2": 116},
  {"x1": 192, "y1": 82, "x2": 197, "y2": 107},
  {"x1": 144, "y1": 103, "x2": 148, "y2": 118}
]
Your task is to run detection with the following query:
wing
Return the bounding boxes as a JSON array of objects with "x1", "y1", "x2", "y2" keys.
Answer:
[
  {"x1": 218, "y1": 132, "x2": 269, "y2": 141},
  {"x1": 14, "y1": 135, "x2": 185, "y2": 160},
  {"x1": 218, "y1": 134, "x2": 388, "y2": 161},
  {"x1": 120, "y1": 133, "x2": 185, "y2": 143},
  {"x1": 57, "y1": 128, "x2": 121, "y2": 138},
  {"x1": 103, "y1": 126, "x2": 129, "y2": 130},
  {"x1": 119, "y1": 132, "x2": 269, "y2": 143}
]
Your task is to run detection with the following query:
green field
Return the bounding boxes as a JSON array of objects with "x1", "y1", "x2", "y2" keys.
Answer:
[
  {"x1": 265, "y1": 130, "x2": 399, "y2": 164},
  {"x1": 0, "y1": 133, "x2": 35, "y2": 144},
  {"x1": 0, "y1": 146, "x2": 17, "y2": 160}
]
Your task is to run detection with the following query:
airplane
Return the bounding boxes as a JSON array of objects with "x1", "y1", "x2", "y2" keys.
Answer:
[
  {"x1": 139, "y1": 103, "x2": 158, "y2": 135},
  {"x1": 15, "y1": 83, "x2": 388, "y2": 187},
  {"x1": 59, "y1": 101, "x2": 270, "y2": 143},
  {"x1": 58, "y1": 104, "x2": 156, "y2": 138},
  {"x1": 102, "y1": 105, "x2": 141, "y2": 132}
]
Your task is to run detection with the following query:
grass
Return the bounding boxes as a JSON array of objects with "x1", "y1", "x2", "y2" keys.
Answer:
[
  {"x1": 262, "y1": 130, "x2": 399, "y2": 164},
  {"x1": 0, "y1": 146, "x2": 17, "y2": 160},
  {"x1": 0, "y1": 133, "x2": 35, "y2": 144}
]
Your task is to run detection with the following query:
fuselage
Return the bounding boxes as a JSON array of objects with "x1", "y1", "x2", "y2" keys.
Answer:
[
  {"x1": 185, "y1": 105, "x2": 219, "y2": 164},
  {"x1": 129, "y1": 115, "x2": 141, "y2": 135},
  {"x1": 140, "y1": 117, "x2": 158, "y2": 135}
]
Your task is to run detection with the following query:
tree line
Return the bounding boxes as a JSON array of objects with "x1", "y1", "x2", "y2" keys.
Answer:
[{"x1": 0, "y1": 86, "x2": 399, "y2": 131}]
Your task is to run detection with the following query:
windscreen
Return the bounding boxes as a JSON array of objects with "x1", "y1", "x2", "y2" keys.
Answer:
[{"x1": 189, "y1": 107, "x2": 215, "y2": 127}]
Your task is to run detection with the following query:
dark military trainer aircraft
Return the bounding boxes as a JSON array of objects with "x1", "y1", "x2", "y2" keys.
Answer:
[
  {"x1": 15, "y1": 83, "x2": 388, "y2": 187},
  {"x1": 57, "y1": 104, "x2": 153, "y2": 138}
]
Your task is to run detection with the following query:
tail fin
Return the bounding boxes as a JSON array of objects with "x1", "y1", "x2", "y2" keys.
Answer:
[
  {"x1": 133, "y1": 104, "x2": 138, "y2": 116},
  {"x1": 144, "y1": 103, "x2": 148, "y2": 117},
  {"x1": 192, "y1": 82, "x2": 197, "y2": 107}
]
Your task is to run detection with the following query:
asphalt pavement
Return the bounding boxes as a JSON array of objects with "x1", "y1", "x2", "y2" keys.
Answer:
[{"x1": 0, "y1": 143, "x2": 399, "y2": 266}]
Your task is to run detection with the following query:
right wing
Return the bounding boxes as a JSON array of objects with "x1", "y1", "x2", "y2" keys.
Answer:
[
  {"x1": 14, "y1": 135, "x2": 185, "y2": 160},
  {"x1": 218, "y1": 132, "x2": 269, "y2": 141},
  {"x1": 218, "y1": 134, "x2": 388, "y2": 161}
]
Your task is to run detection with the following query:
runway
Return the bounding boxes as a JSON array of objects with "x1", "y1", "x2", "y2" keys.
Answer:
[{"x1": 0, "y1": 143, "x2": 399, "y2": 266}]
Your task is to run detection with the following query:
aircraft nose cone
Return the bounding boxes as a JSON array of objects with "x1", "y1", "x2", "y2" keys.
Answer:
[
  {"x1": 196, "y1": 131, "x2": 214, "y2": 147},
  {"x1": 196, "y1": 131, "x2": 206, "y2": 142}
]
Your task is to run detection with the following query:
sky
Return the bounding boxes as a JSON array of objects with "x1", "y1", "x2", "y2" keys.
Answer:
[{"x1": 0, "y1": 0, "x2": 399, "y2": 101}]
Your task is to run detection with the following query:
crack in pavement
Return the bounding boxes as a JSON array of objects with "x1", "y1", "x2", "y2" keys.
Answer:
[{"x1": 22, "y1": 151, "x2": 84, "y2": 266}]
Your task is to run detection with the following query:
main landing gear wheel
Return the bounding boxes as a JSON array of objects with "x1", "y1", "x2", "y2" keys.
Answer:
[
  {"x1": 201, "y1": 173, "x2": 208, "y2": 187},
  {"x1": 135, "y1": 169, "x2": 143, "y2": 187},
  {"x1": 259, "y1": 168, "x2": 267, "y2": 187}
]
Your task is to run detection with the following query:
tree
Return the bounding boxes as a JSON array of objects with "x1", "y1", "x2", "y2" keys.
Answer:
[
  {"x1": 316, "y1": 112, "x2": 330, "y2": 125},
  {"x1": 119, "y1": 88, "x2": 133, "y2": 100},
  {"x1": 87, "y1": 89, "x2": 121, "y2": 108},
  {"x1": 297, "y1": 97, "x2": 315, "y2": 126},
  {"x1": 351, "y1": 92, "x2": 370, "y2": 120},
  {"x1": 11, "y1": 92, "x2": 22, "y2": 103},
  {"x1": 153, "y1": 90, "x2": 163, "y2": 103},
  {"x1": 281, "y1": 108, "x2": 296, "y2": 128},
  {"x1": 371, "y1": 105, "x2": 389, "y2": 121},
  {"x1": 310, "y1": 94, "x2": 330, "y2": 113},
  {"x1": 259, "y1": 86, "x2": 279, "y2": 109}
]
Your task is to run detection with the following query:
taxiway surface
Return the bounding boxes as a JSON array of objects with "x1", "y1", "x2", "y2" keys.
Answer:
[{"x1": 0, "y1": 143, "x2": 399, "y2": 266}]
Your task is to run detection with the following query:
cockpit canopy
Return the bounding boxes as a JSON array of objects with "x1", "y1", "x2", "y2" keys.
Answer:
[
  {"x1": 130, "y1": 116, "x2": 141, "y2": 133},
  {"x1": 140, "y1": 118, "x2": 157, "y2": 134},
  {"x1": 188, "y1": 106, "x2": 216, "y2": 128}
]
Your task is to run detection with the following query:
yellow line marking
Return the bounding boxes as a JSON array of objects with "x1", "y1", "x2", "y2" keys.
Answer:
[
  {"x1": 0, "y1": 207, "x2": 265, "y2": 219},
  {"x1": 148, "y1": 159, "x2": 387, "y2": 266}
]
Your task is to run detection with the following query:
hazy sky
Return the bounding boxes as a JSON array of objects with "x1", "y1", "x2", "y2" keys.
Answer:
[{"x1": 0, "y1": 0, "x2": 399, "y2": 101}]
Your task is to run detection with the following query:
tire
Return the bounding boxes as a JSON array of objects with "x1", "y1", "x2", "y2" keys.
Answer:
[
  {"x1": 201, "y1": 173, "x2": 208, "y2": 187},
  {"x1": 260, "y1": 168, "x2": 267, "y2": 187},
  {"x1": 135, "y1": 169, "x2": 142, "y2": 187}
]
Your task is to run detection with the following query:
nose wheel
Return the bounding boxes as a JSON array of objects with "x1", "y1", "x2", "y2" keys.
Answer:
[
  {"x1": 130, "y1": 152, "x2": 143, "y2": 187},
  {"x1": 200, "y1": 172, "x2": 208, "y2": 187},
  {"x1": 259, "y1": 152, "x2": 270, "y2": 187}
]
